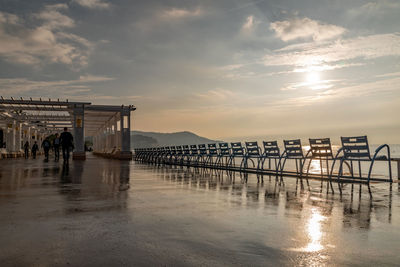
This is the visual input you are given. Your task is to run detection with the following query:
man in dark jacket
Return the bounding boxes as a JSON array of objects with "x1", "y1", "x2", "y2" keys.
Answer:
[
  {"x1": 41, "y1": 137, "x2": 51, "y2": 161},
  {"x1": 31, "y1": 141, "x2": 39, "y2": 159},
  {"x1": 60, "y1": 127, "x2": 74, "y2": 163},
  {"x1": 24, "y1": 141, "x2": 30, "y2": 159}
]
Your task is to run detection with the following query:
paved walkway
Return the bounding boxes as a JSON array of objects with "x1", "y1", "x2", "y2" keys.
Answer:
[{"x1": 0, "y1": 154, "x2": 399, "y2": 266}]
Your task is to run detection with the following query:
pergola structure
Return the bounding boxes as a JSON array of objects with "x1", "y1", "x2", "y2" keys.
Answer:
[{"x1": 0, "y1": 97, "x2": 136, "y2": 159}]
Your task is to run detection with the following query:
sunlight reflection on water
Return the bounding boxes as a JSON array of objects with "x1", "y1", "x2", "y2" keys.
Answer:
[{"x1": 305, "y1": 208, "x2": 326, "y2": 252}]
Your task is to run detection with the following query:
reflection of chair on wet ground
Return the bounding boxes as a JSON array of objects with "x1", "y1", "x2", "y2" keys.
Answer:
[
  {"x1": 330, "y1": 136, "x2": 392, "y2": 194},
  {"x1": 303, "y1": 138, "x2": 334, "y2": 192},
  {"x1": 280, "y1": 139, "x2": 307, "y2": 184},
  {"x1": 228, "y1": 142, "x2": 246, "y2": 170},
  {"x1": 260, "y1": 141, "x2": 281, "y2": 174},
  {"x1": 216, "y1": 143, "x2": 230, "y2": 168},
  {"x1": 244, "y1": 142, "x2": 262, "y2": 170}
]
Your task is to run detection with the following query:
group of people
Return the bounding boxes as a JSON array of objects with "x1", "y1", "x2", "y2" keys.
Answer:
[{"x1": 24, "y1": 127, "x2": 74, "y2": 163}]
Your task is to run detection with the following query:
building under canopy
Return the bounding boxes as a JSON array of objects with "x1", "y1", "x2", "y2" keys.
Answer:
[{"x1": 0, "y1": 97, "x2": 136, "y2": 159}]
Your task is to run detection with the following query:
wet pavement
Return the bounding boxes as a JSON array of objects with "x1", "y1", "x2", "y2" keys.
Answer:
[{"x1": 0, "y1": 154, "x2": 399, "y2": 266}]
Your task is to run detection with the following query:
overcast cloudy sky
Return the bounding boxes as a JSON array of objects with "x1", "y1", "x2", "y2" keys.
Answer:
[{"x1": 0, "y1": 0, "x2": 399, "y2": 143}]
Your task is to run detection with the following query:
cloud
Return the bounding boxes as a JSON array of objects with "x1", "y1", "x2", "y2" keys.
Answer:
[
  {"x1": 270, "y1": 17, "x2": 346, "y2": 42},
  {"x1": 0, "y1": 7, "x2": 92, "y2": 67},
  {"x1": 78, "y1": 75, "x2": 115, "y2": 82},
  {"x1": 195, "y1": 88, "x2": 238, "y2": 101},
  {"x1": 351, "y1": 0, "x2": 400, "y2": 15},
  {"x1": 35, "y1": 4, "x2": 74, "y2": 29},
  {"x1": 160, "y1": 7, "x2": 203, "y2": 19},
  {"x1": 73, "y1": 0, "x2": 110, "y2": 9},
  {"x1": 241, "y1": 15, "x2": 255, "y2": 32},
  {"x1": 263, "y1": 33, "x2": 400, "y2": 68},
  {"x1": 219, "y1": 64, "x2": 244, "y2": 71},
  {"x1": 0, "y1": 75, "x2": 114, "y2": 96},
  {"x1": 281, "y1": 79, "x2": 336, "y2": 91},
  {"x1": 376, "y1": 71, "x2": 400, "y2": 78},
  {"x1": 0, "y1": 11, "x2": 20, "y2": 24}
]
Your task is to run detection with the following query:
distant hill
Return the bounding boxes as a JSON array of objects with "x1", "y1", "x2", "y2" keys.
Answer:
[{"x1": 131, "y1": 131, "x2": 221, "y2": 148}]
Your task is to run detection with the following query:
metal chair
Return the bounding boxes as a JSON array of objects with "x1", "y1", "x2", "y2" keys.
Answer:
[
  {"x1": 244, "y1": 141, "x2": 262, "y2": 170},
  {"x1": 190, "y1": 144, "x2": 200, "y2": 166},
  {"x1": 280, "y1": 139, "x2": 307, "y2": 183},
  {"x1": 228, "y1": 142, "x2": 246, "y2": 170},
  {"x1": 260, "y1": 141, "x2": 282, "y2": 173},
  {"x1": 303, "y1": 138, "x2": 334, "y2": 191},
  {"x1": 182, "y1": 145, "x2": 191, "y2": 165},
  {"x1": 330, "y1": 136, "x2": 392, "y2": 194},
  {"x1": 167, "y1": 146, "x2": 176, "y2": 164},
  {"x1": 198, "y1": 144, "x2": 208, "y2": 167},
  {"x1": 206, "y1": 143, "x2": 218, "y2": 167},
  {"x1": 174, "y1": 145, "x2": 183, "y2": 165},
  {"x1": 216, "y1": 143, "x2": 230, "y2": 168}
]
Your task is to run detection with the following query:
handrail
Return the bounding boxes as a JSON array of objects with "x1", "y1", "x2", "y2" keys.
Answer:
[{"x1": 368, "y1": 144, "x2": 392, "y2": 183}]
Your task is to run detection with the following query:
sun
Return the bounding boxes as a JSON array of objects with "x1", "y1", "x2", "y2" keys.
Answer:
[{"x1": 306, "y1": 72, "x2": 320, "y2": 84}]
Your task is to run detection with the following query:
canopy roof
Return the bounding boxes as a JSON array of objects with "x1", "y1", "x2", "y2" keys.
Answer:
[{"x1": 0, "y1": 97, "x2": 136, "y2": 136}]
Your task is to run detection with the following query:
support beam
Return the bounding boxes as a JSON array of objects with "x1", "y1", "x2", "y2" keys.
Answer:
[
  {"x1": 72, "y1": 104, "x2": 86, "y2": 160},
  {"x1": 119, "y1": 109, "x2": 132, "y2": 159}
]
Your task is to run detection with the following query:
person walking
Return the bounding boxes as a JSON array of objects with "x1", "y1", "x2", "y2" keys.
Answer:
[
  {"x1": 31, "y1": 141, "x2": 39, "y2": 159},
  {"x1": 41, "y1": 137, "x2": 51, "y2": 162},
  {"x1": 60, "y1": 127, "x2": 74, "y2": 164},
  {"x1": 53, "y1": 133, "x2": 60, "y2": 162},
  {"x1": 24, "y1": 141, "x2": 30, "y2": 159}
]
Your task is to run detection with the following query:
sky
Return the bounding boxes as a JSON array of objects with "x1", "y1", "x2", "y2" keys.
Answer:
[{"x1": 0, "y1": 0, "x2": 399, "y2": 144}]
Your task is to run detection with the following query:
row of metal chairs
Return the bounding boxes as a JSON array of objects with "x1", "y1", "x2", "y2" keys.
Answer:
[{"x1": 134, "y1": 136, "x2": 392, "y2": 193}]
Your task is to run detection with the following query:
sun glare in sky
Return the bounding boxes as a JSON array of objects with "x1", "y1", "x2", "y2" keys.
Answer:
[{"x1": 306, "y1": 72, "x2": 321, "y2": 85}]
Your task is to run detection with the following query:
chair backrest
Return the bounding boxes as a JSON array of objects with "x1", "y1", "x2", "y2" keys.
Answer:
[
  {"x1": 190, "y1": 144, "x2": 198, "y2": 155},
  {"x1": 231, "y1": 142, "x2": 244, "y2": 156},
  {"x1": 262, "y1": 141, "x2": 280, "y2": 157},
  {"x1": 245, "y1": 141, "x2": 260, "y2": 156},
  {"x1": 198, "y1": 144, "x2": 207, "y2": 155},
  {"x1": 341, "y1": 136, "x2": 371, "y2": 159},
  {"x1": 283, "y1": 139, "x2": 303, "y2": 158},
  {"x1": 218, "y1": 142, "x2": 230, "y2": 156},
  {"x1": 309, "y1": 138, "x2": 333, "y2": 158},
  {"x1": 176, "y1": 146, "x2": 183, "y2": 155},
  {"x1": 183, "y1": 145, "x2": 190, "y2": 155},
  {"x1": 170, "y1": 146, "x2": 176, "y2": 155},
  {"x1": 208, "y1": 143, "x2": 218, "y2": 155}
]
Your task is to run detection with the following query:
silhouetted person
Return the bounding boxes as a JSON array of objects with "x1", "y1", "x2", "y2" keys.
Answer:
[
  {"x1": 53, "y1": 133, "x2": 60, "y2": 162},
  {"x1": 24, "y1": 141, "x2": 30, "y2": 159},
  {"x1": 42, "y1": 137, "x2": 51, "y2": 162},
  {"x1": 60, "y1": 127, "x2": 73, "y2": 164},
  {"x1": 32, "y1": 141, "x2": 39, "y2": 159}
]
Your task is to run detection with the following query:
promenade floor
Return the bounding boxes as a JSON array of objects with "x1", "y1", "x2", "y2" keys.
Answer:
[{"x1": 0, "y1": 154, "x2": 399, "y2": 266}]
